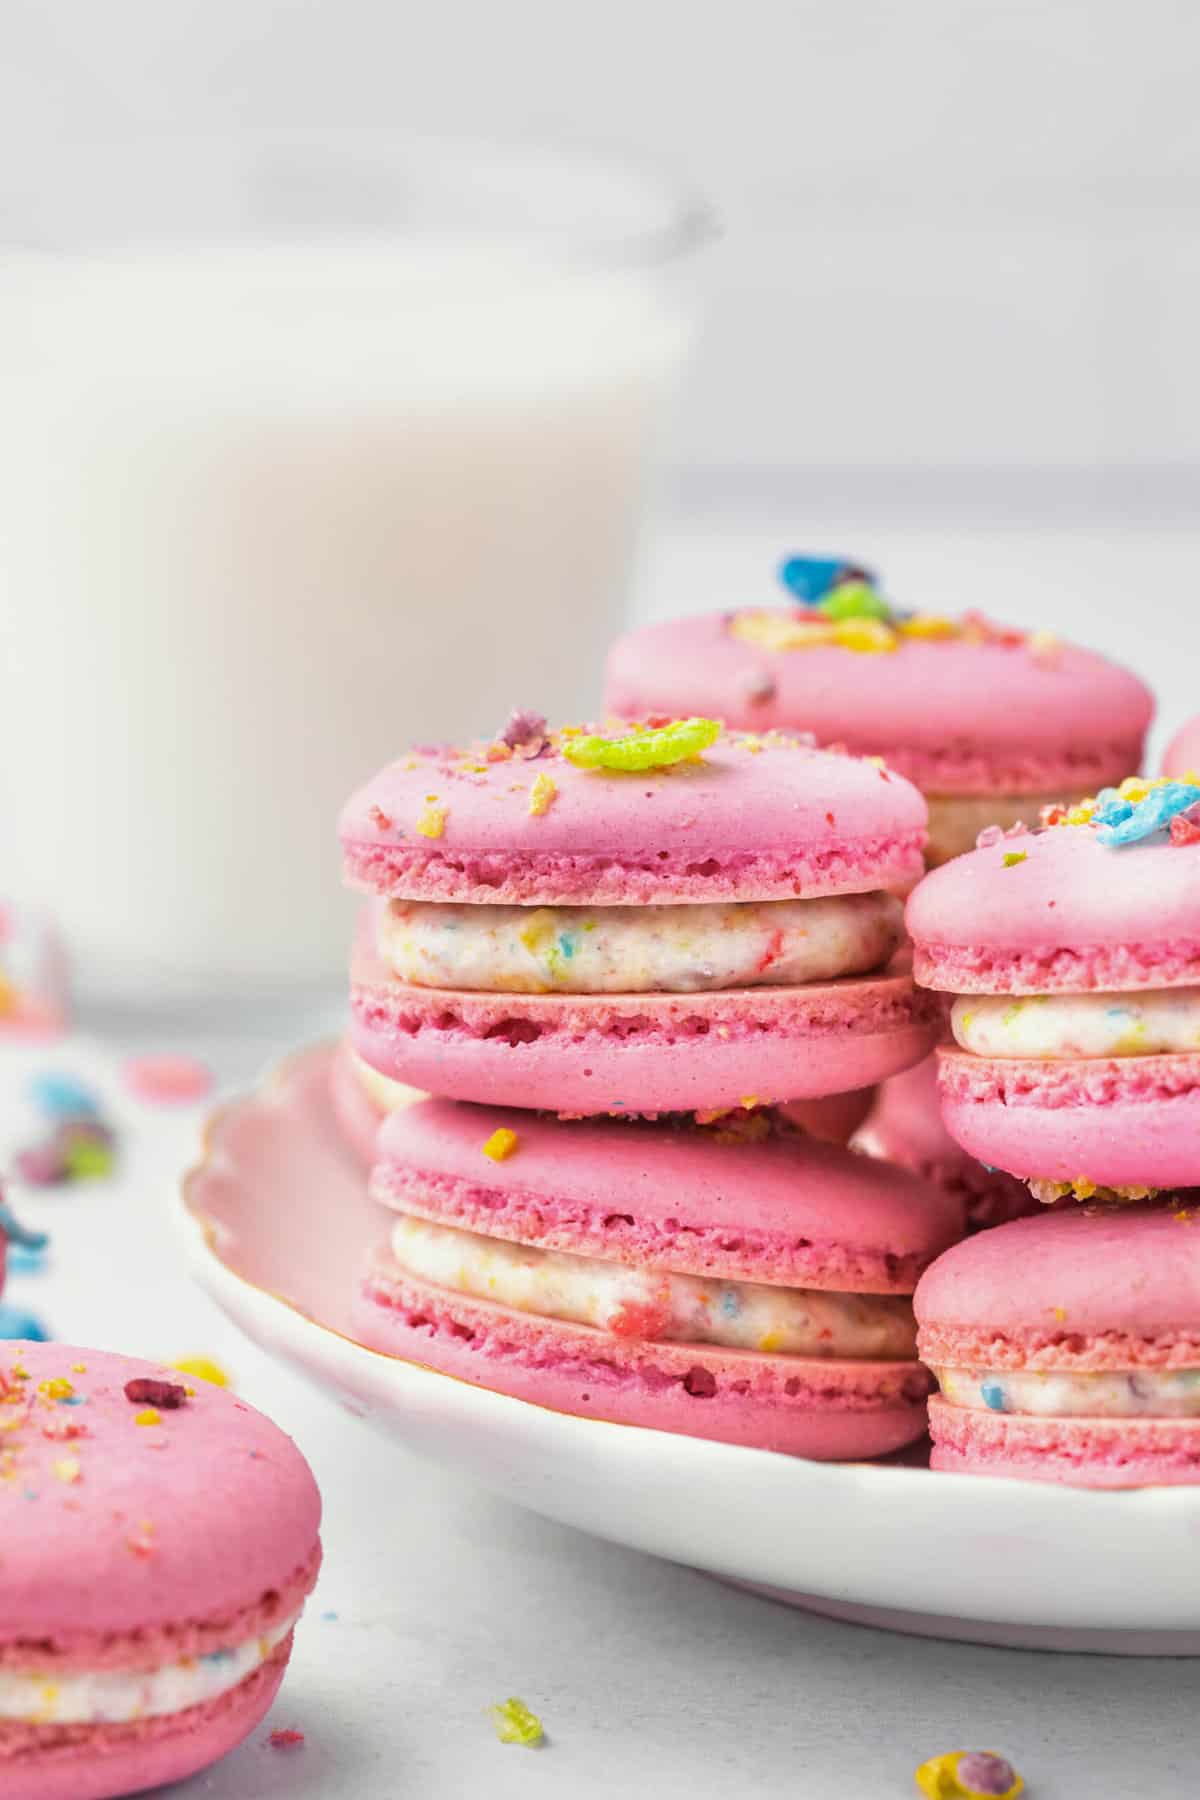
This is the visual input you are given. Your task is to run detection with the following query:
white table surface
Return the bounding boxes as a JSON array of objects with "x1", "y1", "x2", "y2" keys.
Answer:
[
  {"x1": 0, "y1": 1004, "x2": 1189, "y2": 1800},
  {"x1": 8, "y1": 507, "x2": 1198, "y2": 1798}
]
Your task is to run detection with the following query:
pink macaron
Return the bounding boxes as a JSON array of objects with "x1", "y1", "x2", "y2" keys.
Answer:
[
  {"x1": 916, "y1": 1205, "x2": 1200, "y2": 1486},
  {"x1": 355, "y1": 1097, "x2": 964, "y2": 1458},
  {"x1": 854, "y1": 1056, "x2": 1038, "y2": 1231},
  {"x1": 1163, "y1": 715, "x2": 1200, "y2": 778},
  {"x1": 907, "y1": 777, "x2": 1200, "y2": 1200},
  {"x1": 604, "y1": 563, "x2": 1153, "y2": 865},
  {"x1": 0, "y1": 1343, "x2": 321, "y2": 1800},
  {"x1": 341, "y1": 717, "x2": 938, "y2": 1116}
]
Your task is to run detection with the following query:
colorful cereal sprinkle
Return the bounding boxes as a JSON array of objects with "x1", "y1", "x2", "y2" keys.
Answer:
[
  {"x1": 487, "y1": 1697, "x2": 544, "y2": 1746},
  {"x1": 563, "y1": 717, "x2": 720, "y2": 772},
  {"x1": 915, "y1": 1749, "x2": 1023, "y2": 1797}
]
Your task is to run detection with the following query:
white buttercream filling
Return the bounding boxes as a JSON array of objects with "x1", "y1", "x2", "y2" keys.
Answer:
[
  {"x1": 377, "y1": 892, "x2": 902, "y2": 995},
  {"x1": 0, "y1": 1613, "x2": 298, "y2": 1725},
  {"x1": 951, "y1": 989, "x2": 1200, "y2": 1060},
  {"x1": 389, "y1": 1214, "x2": 916, "y2": 1358},
  {"x1": 935, "y1": 1368, "x2": 1200, "y2": 1418}
]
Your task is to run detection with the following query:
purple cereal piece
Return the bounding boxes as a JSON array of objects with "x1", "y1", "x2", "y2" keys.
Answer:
[
  {"x1": 500, "y1": 709, "x2": 548, "y2": 749},
  {"x1": 958, "y1": 1751, "x2": 1018, "y2": 1795},
  {"x1": 124, "y1": 1377, "x2": 189, "y2": 1409},
  {"x1": 14, "y1": 1141, "x2": 69, "y2": 1186}
]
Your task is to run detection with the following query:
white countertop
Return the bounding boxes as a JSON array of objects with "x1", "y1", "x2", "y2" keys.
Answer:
[
  {"x1": 0, "y1": 1008, "x2": 1188, "y2": 1800},
  {"x1": 8, "y1": 507, "x2": 1198, "y2": 1797}
]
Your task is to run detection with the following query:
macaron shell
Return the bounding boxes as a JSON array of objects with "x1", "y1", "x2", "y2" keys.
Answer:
[
  {"x1": 0, "y1": 1640, "x2": 289, "y2": 1800},
  {"x1": 372, "y1": 1096, "x2": 965, "y2": 1292},
  {"x1": 915, "y1": 1206, "x2": 1200, "y2": 1351},
  {"x1": 907, "y1": 829, "x2": 1200, "y2": 994},
  {"x1": 0, "y1": 1344, "x2": 321, "y2": 1656},
  {"x1": 341, "y1": 734, "x2": 927, "y2": 904},
  {"x1": 356, "y1": 1260, "x2": 932, "y2": 1460},
  {"x1": 350, "y1": 961, "x2": 940, "y2": 1114},
  {"x1": 1163, "y1": 715, "x2": 1200, "y2": 778},
  {"x1": 329, "y1": 1037, "x2": 386, "y2": 1165},
  {"x1": 937, "y1": 1046, "x2": 1200, "y2": 1187},
  {"x1": 854, "y1": 1055, "x2": 1037, "y2": 1231},
  {"x1": 604, "y1": 612, "x2": 1153, "y2": 792},
  {"x1": 928, "y1": 1399, "x2": 1200, "y2": 1488}
]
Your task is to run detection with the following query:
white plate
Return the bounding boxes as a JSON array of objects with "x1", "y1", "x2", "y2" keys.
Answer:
[{"x1": 178, "y1": 1042, "x2": 1200, "y2": 1655}]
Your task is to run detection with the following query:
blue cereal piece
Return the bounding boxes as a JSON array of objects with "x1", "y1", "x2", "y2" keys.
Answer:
[
  {"x1": 0, "y1": 1202, "x2": 49, "y2": 1253},
  {"x1": 1096, "y1": 783, "x2": 1200, "y2": 847},
  {"x1": 778, "y1": 554, "x2": 873, "y2": 605},
  {"x1": 981, "y1": 1379, "x2": 1008, "y2": 1412},
  {"x1": 0, "y1": 1303, "x2": 49, "y2": 1341},
  {"x1": 28, "y1": 1072, "x2": 101, "y2": 1120}
]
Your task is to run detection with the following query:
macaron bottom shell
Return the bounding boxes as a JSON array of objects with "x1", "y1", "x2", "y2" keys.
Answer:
[
  {"x1": 356, "y1": 1260, "x2": 933, "y2": 1460},
  {"x1": 0, "y1": 1638, "x2": 290, "y2": 1800},
  {"x1": 928, "y1": 1399, "x2": 1200, "y2": 1488},
  {"x1": 350, "y1": 972, "x2": 938, "y2": 1115},
  {"x1": 937, "y1": 1047, "x2": 1200, "y2": 1190}
]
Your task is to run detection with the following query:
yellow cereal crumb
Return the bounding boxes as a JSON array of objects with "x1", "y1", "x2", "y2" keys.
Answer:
[
  {"x1": 1053, "y1": 1306, "x2": 1067, "y2": 1323},
  {"x1": 171, "y1": 1357, "x2": 230, "y2": 1388},
  {"x1": 38, "y1": 1378, "x2": 73, "y2": 1401},
  {"x1": 528, "y1": 772, "x2": 557, "y2": 817},
  {"x1": 482, "y1": 1128, "x2": 519, "y2": 1163},
  {"x1": 739, "y1": 1095, "x2": 761, "y2": 1110},
  {"x1": 897, "y1": 614, "x2": 959, "y2": 640},
  {"x1": 416, "y1": 803, "x2": 447, "y2": 839},
  {"x1": 134, "y1": 1408, "x2": 161, "y2": 1427},
  {"x1": 1072, "y1": 1176, "x2": 1097, "y2": 1200},
  {"x1": 71, "y1": 1363, "x2": 87, "y2": 1373},
  {"x1": 52, "y1": 1455, "x2": 81, "y2": 1484}
]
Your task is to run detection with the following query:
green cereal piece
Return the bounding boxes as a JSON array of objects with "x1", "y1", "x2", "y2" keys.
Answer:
[
  {"x1": 563, "y1": 717, "x2": 720, "y2": 772},
  {"x1": 816, "y1": 579, "x2": 890, "y2": 622},
  {"x1": 487, "y1": 1697, "x2": 544, "y2": 1746},
  {"x1": 63, "y1": 1137, "x2": 115, "y2": 1180}
]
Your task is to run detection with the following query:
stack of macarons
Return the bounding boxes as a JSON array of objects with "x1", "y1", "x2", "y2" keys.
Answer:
[
  {"x1": 337, "y1": 713, "x2": 961, "y2": 1457},
  {"x1": 905, "y1": 773, "x2": 1200, "y2": 1483}
]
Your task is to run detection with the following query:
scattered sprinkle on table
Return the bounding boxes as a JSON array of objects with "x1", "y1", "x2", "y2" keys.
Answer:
[
  {"x1": 268, "y1": 1728, "x2": 305, "y2": 1750},
  {"x1": 915, "y1": 1748, "x2": 1023, "y2": 1798},
  {"x1": 487, "y1": 1697, "x2": 544, "y2": 1747},
  {"x1": 122, "y1": 1053, "x2": 213, "y2": 1106}
]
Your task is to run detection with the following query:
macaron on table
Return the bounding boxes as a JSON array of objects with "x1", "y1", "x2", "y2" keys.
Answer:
[
  {"x1": 0, "y1": 1341, "x2": 320, "y2": 1800},
  {"x1": 604, "y1": 559, "x2": 1154, "y2": 865}
]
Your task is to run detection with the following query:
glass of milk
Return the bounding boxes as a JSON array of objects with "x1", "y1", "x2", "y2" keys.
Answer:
[{"x1": 0, "y1": 132, "x2": 709, "y2": 1009}]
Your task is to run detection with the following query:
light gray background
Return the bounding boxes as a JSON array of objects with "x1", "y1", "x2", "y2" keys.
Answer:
[{"x1": 6, "y1": 0, "x2": 1200, "y2": 487}]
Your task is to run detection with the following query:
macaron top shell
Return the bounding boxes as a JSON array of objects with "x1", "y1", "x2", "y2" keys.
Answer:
[
  {"x1": 604, "y1": 612, "x2": 1153, "y2": 793},
  {"x1": 373, "y1": 1096, "x2": 964, "y2": 1292},
  {"x1": 0, "y1": 1343, "x2": 321, "y2": 1654},
  {"x1": 907, "y1": 827, "x2": 1200, "y2": 993},
  {"x1": 341, "y1": 727, "x2": 927, "y2": 904},
  {"x1": 1163, "y1": 715, "x2": 1200, "y2": 778},
  {"x1": 915, "y1": 1207, "x2": 1200, "y2": 1359}
]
